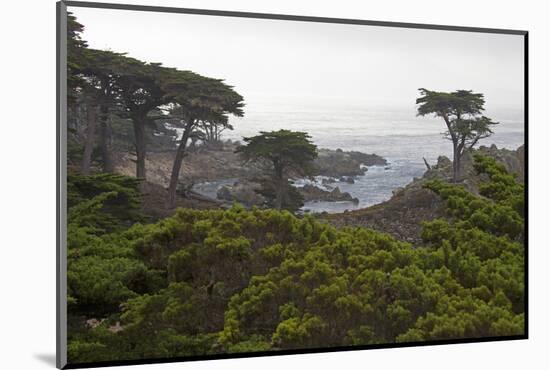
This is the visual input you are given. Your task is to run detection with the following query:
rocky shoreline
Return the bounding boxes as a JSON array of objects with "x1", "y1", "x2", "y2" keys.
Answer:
[
  {"x1": 115, "y1": 138, "x2": 524, "y2": 244},
  {"x1": 115, "y1": 140, "x2": 386, "y2": 205},
  {"x1": 324, "y1": 144, "x2": 525, "y2": 244},
  {"x1": 215, "y1": 180, "x2": 360, "y2": 207}
]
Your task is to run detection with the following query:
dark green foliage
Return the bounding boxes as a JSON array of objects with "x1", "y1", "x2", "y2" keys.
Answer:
[
  {"x1": 254, "y1": 178, "x2": 305, "y2": 212},
  {"x1": 68, "y1": 256, "x2": 149, "y2": 309},
  {"x1": 162, "y1": 70, "x2": 245, "y2": 120},
  {"x1": 236, "y1": 130, "x2": 318, "y2": 211},
  {"x1": 423, "y1": 155, "x2": 524, "y2": 241},
  {"x1": 66, "y1": 12, "x2": 88, "y2": 103},
  {"x1": 68, "y1": 172, "x2": 144, "y2": 233},
  {"x1": 417, "y1": 89, "x2": 485, "y2": 117},
  {"x1": 67, "y1": 173, "x2": 164, "y2": 314},
  {"x1": 473, "y1": 154, "x2": 525, "y2": 217},
  {"x1": 67, "y1": 156, "x2": 524, "y2": 363},
  {"x1": 236, "y1": 130, "x2": 318, "y2": 173}
]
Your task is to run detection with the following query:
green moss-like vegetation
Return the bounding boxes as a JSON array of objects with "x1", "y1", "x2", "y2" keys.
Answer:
[{"x1": 67, "y1": 155, "x2": 524, "y2": 363}]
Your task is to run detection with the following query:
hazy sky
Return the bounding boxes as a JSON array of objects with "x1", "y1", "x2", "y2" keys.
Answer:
[{"x1": 69, "y1": 6, "x2": 524, "y2": 111}]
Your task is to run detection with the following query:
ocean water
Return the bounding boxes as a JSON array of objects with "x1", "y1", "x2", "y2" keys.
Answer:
[{"x1": 199, "y1": 100, "x2": 525, "y2": 213}]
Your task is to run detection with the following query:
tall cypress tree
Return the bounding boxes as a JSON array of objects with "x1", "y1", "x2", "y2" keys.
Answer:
[{"x1": 416, "y1": 88, "x2": 498, "y2": 182}]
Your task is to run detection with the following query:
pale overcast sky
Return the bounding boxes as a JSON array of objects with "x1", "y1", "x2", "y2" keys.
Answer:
[{"x1": 69, "y1": 6, "x2": 524, "y2": 112}]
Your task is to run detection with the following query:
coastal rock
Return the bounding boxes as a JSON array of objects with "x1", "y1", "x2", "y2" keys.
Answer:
[
  {"x1": 313, "y1": 148, "x2": 387, "y2": 177},
  {"x1": 216, "y1": 181, "x2": 360, "y2": 206},
  {"x1": 436, "y1": 156, "x2": 452, "y2": 168},
  {"x1": 347, "y1": 150, "x2": 388, "y2": 166},
  {"x1": 299, "y1": 184, "x2": 359, "y2": 203},
  {"x1": 216, "y1": 181, "x2": 265, "y2": 207},
  {"x1": 321, "y1": 177, "x2": 337, "y2": 185},
  {"x1": 140, "y1": 181, "x2": 221, "y2": 220},
  {"x1": 115, "y1": 140, "x2": 261, "y2": 187},
  {"x1": 339, "y1": 176, "x2": 355, "y2": 184},
  {"x1": 114, "y1": 142, "x2": 387, "y2": 189},
  {"x1": 476, "y1": 144, "x2": 524, "y2": 181},
  {"x1": 420, "y1": 145, "x2": 525, "y2": 191},
  {"x1": 216, "y1": 186, "x2": 233, "y2": 201}
]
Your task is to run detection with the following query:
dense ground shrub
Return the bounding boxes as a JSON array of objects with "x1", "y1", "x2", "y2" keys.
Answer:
[{"x1": 67, "y1": 155, "x2": 524, "y2": 363}]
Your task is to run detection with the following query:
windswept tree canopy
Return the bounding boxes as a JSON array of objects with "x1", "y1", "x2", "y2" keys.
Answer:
[
  {"x1": 76, "y1": 49, "x2": 128, "y2": 108},
  {"x1": 416, "y1": 88, "x2": 485, "y2": 119},
  {"x1": 236, "y1": 130, "x2": 318, "y2": 177},
  {"x1": 162, "y1": 70, "x2": 245, "y2": 124},
  {"x1": 416, "y1": 88, "x2": 497, "y2": 146},
  {"x1": 116, "y1": 60, "x2": 170, "y2": 120}
]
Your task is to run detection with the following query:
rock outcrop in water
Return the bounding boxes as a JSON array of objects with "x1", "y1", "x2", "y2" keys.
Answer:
[
  {"x1": 299, "y1": 184, "x2": 359, "y2": 203},
  {"x1": 216, "y1": 181, "x2": 359, "y2": 206},
  {"x1": 314, "y1": 148, "x2": 387, "y2": 177}
]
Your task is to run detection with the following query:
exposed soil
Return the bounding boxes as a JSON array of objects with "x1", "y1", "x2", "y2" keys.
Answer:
[{"x1": 140, "y1": 181, "x2": 222, "y2": 220}]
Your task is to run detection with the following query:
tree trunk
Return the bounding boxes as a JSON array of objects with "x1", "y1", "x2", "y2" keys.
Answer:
[
  {"x1": 273, "y1": 162, "x2": 284, "y2": 210},
  {"x1": 274, "y1": 181, "x2": 283, "y2": 210},
  {"x1": 133, "y1": 119, "x2": 147, "y2": 180},
  {"x1": 442, "y1": 113, "x2": 461, "y2": 182},
  {"x1": 81, "y1": 104, "x2": 97, "y2": 175},
  {"x1": 99, "y1": 105, "x2": 114, "y2": 172},
  {"x1": 167, "y1": 124, "x2": 193, "y2": 208},
  {"x1": 455, "y1": 152, "x2": 462, "y2": 182},
  {"x1": 452, "y1": 143, "x2": 460, "y2": 182}
]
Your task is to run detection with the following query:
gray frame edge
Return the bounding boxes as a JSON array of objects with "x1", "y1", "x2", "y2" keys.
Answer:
[
  {"x1": 63, "y1": 0, "x2": 527, "y2": 35},
  {"x1": 57, "y1": 1, "x2": 68, "y2": 369}
]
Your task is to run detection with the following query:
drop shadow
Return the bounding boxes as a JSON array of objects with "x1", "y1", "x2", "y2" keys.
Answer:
[{"x1": 34, "y1": 353, "x2": 57, "y2": 367}]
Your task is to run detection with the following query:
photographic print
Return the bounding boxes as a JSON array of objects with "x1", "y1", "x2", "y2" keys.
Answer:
[{"x1": 58, "y1": 2, "x2": 527, "y2": 368}]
